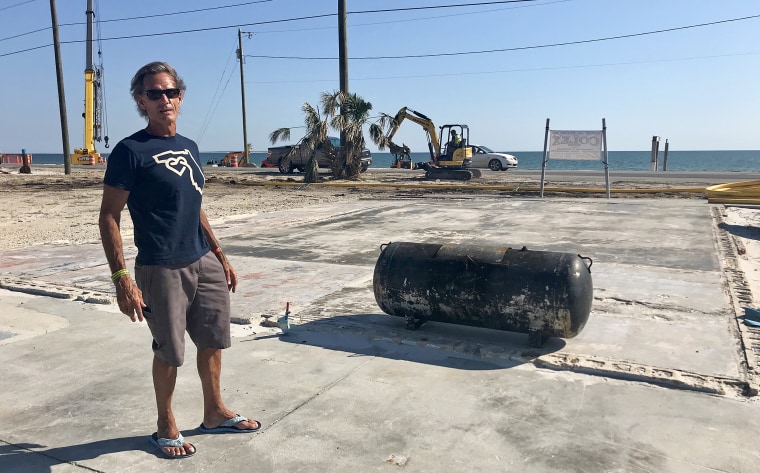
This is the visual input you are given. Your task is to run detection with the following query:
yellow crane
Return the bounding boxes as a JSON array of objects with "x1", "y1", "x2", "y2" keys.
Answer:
[{"x1": 72, "y1": 0, "x2": 108, "y2": 165}]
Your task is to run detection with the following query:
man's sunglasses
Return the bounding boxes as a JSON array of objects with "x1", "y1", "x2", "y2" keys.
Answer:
[{"x1": 143, "y1": 88, "x2": 181, "y2": 100}]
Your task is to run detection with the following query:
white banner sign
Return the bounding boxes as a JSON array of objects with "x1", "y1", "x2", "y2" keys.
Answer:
[{"x1": 549, "y1": 130, "x2": 603, "y2": 160}]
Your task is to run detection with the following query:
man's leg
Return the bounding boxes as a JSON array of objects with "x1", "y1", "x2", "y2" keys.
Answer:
[
  {"x1": 197, "y1": 347, "x2": 259, "y2": 430},
  {"x1": 153, "y1": 356, "x2": 195, "y2": 456}
]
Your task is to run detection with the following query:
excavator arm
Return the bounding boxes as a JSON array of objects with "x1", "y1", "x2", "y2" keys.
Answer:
[
  {"x1": 386, "y1": 107, "x2": 441, "y2": 160},
  {"x1": 383, "y1": 106, "x2": 478, "y2": 180}
]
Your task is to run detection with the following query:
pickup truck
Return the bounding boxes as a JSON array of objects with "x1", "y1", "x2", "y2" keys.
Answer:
[{"x1": 266, "y1": 136, "x2": 372, "y2": 174}]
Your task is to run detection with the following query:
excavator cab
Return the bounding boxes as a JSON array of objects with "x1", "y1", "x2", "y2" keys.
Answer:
[{"x1": 438, "y1": 124, "x2": 472, "y2": 169}]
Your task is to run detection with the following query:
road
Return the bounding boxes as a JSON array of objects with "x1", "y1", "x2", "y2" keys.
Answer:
[
  {"x1": 370, "y1": 168, "x2": 760, "y2": 186},
  {"x1": 511, "y1": 169, "x2": 760, "y2": 185},
  {"x1": 198, "y1": 165, "x2": 760, "y2": 196}
]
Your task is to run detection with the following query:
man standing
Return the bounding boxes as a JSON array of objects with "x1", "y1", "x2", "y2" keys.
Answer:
[{"x1": 99, "y1": 62, "x2": 259, "y2": 459}]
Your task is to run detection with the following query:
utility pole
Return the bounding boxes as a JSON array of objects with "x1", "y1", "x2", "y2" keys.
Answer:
[
  {"x1": 338, "y1": 0, "x2": 348, "y2": 147},
  {"x1": 237, "y1": 28, "x2": 250, "y2": 165},
  {"x1": 50, "y1": 0, "x2": 71, "y2": 174}
]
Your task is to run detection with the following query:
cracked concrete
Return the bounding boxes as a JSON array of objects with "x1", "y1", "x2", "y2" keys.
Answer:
[{"x1": 1, "y1": 195, "x2": 759, "y2": 472}]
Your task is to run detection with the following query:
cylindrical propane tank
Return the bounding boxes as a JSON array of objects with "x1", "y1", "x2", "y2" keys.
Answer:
[{"x1": 372, "y1": 242, "x2": 593, "y2": 347}]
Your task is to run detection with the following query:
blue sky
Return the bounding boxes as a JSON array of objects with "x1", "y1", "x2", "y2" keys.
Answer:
[{"x1": 1, "y1": 0, "x2": 759, "y2": 154}]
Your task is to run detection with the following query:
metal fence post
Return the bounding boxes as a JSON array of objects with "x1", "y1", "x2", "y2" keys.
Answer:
[{"x1": 650, "y1": 136, "x2": 660, "y2": 172}]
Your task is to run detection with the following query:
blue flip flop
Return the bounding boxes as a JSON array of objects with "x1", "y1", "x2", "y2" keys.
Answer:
[
  {"x1": 150, "y1": 432, "x2": 196, "y2": 459},
  {"x1": 198, "y1": 415, "x2": 261, "y2": 434},
  {"x1": 744, "y1": 307, "x2": 760, "y2": 327}
]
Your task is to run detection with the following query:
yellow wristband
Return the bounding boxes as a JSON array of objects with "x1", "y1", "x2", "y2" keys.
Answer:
[{"x1": 111, "y1": 269, "x2": 130, "y2": 282}]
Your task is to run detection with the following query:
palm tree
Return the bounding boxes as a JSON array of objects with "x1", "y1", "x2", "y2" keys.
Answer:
[
  {"x1": 322, "y1": 91, "x2": 374, "y2": 179},
  {"x1": 270, "y1": 90, "x2": 379, "y2": 181},
  {"x1": 269, "y1": 102, "x2": 326, "y2": 183}
]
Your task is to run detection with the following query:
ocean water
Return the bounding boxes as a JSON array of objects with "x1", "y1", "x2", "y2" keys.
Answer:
[{"x1": 10, "y1": 150, "x2": 760, "y2": 172}]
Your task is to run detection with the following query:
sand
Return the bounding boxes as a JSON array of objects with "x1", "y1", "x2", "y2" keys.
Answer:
[{"x1": 0, "y1": 168, "x2": 359, "y2": 249}]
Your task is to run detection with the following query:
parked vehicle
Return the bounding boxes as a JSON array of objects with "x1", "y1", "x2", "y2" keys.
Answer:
[
  {"x1": 469, "y1": 145, "x2": 518, "y2": 171},
  {"x1": 265, "y1": 136, "x2": 372, "y2": 174}
]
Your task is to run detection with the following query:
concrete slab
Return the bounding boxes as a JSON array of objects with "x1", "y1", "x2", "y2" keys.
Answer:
[
  {"x1": 218, "y1": 197, "x2": 740, "y2": 379},
  {"x1": 0, "y1": 196, "x2": 757, "y2": 472},
  {"x1": 0, "y1": 197, "x2": 745, "y2": 377},
  {"x1": 1, "y1": 291, "x2": 759, "y2": 472}
]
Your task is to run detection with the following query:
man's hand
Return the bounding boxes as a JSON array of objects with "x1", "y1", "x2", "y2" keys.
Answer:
[
  {"x1": 219, "y1": 255, "x2": 238, "y2": 293},
  {"x1": 227, "y1": 264, "x2": 238, "y2": 293},
  {"x1": 114, "y1": 276, "x2": 146, "y2": 322}
]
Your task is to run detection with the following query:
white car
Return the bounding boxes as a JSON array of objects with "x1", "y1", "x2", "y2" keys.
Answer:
[{"x1": 469, "y1": 145, "x2": 518, "y2": 171}]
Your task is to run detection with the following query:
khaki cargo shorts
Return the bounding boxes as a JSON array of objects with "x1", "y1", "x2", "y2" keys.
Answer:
[{"x1": 135, "y1": 251, "x2": 231, "y2": 366}]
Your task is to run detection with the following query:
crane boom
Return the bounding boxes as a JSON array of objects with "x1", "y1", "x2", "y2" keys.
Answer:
[{"x1": 72, "y1": 0, "x2": 103, "y2": 165}]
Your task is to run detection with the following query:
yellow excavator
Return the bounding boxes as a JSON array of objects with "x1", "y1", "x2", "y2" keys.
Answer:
[{"x1": 385, "y1": 107, "x2": 480, "y2": 180}]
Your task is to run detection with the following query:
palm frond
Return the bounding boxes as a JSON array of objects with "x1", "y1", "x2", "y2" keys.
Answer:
[
  {"x1": 344, "y1": 93, "x2": 372, "y2": 123},
  {"x1": 269, "y1": 128, "x2": 291, "y2": 144},
  {"x1": 320, "y1": 90, "x2": 343, "y2": 118},
  {"x1": 329, "y1": 114, "x2": 345, "y2": 133},
  {"x1": 369, "y1": 123, "x2": 388, "y2": 149},
  {"x1": 302, "y1": 102, "x2": 322, "y2": 131},
  {"x1": 344, "y1": 126, "x2": 364, "y2": 145},
  {"x1": 317, "y1": 121, "x2": 329, "y2": 143},
  {"x1": 375, "y1": 113, "x2": 394, "y2": 133}
]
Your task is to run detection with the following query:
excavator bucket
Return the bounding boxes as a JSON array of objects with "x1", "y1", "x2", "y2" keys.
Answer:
[{"x1": 388, "y1": 141, "x2": 410, "y2": 156}]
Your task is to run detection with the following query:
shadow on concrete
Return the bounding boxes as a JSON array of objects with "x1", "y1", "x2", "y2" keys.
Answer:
[
  {"x1": 0, "y1": 435, "x2": 157, "y2": 471},
  {"x1": 719, "y1": 222, "x2": 760, "y2": 241},
  {"x1": 263, "y1": 313, "x2": 566, "y2": 371}
]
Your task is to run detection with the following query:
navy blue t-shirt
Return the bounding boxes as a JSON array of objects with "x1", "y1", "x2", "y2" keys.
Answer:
[{"x1": 103, "y1": 129, "x2": 209, "y2": 266}]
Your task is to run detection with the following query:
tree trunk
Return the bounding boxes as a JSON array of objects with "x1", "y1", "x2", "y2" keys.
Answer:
[{"x1": 304, "y1": 154, "x2": 319, "y2": 183}]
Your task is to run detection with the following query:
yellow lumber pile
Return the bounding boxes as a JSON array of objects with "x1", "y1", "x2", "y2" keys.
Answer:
[{"x1": 706, "y1": 181, "x2": 760, "y2": 205}]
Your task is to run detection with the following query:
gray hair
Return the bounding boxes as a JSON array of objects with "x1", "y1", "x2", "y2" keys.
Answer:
[{"x1": 130, "y1": 61, "x2": 186, "y2": 118}]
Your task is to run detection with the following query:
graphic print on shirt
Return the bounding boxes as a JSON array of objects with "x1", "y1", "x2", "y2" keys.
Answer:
[{"x1": 151, "y1": 149, "x2": 204, "y2": 194}]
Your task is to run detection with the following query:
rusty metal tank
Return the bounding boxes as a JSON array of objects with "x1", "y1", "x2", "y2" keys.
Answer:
[{"x1": 372, "y1": 242, "x2": 593, "y2": 347}]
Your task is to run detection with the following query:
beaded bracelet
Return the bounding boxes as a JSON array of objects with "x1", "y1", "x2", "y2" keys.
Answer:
[{"x1": 111, "y1": 268, "x2": 130, "y2": 282}]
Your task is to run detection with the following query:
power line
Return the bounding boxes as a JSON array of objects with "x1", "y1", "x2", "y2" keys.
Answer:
[
  {"x1": 246, "y1": 51, "x2": 760, "y2": 83},
  {"x1": 197, "y1": 42, "x2": 240, "y2": 146},
  {"x1": 0, "y1": 13, "x2": 335, "y2": 57},
  {"x1": 0, "y1": 43, "x2": 47, "y2": 56},
  {"x1": 0, "y1": 26, "x2": 47, "y2": 43},
  {"x1": 66, "y1": 0, "x2": 273, "y2": 25},
  {"x1": 0, "y1": 0, "x2": 35, "y2": 12},
  {"x1": 1, "y1": 0, "x2": 546, "y2": 49},
  {"x1": 349, "y1": 0, "x2": 544, "y2": 15},
  {"x1": 241, "y1": 0, "x2": 570, "y2": 35},
  {"x1": 2, "y1": 4, "x2": 758, "y2": 61},
  {"x1": 244, "y1": 13, "x2": 760, "y2": 60},
  {"x1": 0, "y1": 0, "x2": 273, "y2": 43}
]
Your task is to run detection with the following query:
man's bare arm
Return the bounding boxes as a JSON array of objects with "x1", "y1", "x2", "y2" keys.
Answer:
[
  {"x1": 200, "y1": 209, "x2": 237, "y2": 293},
  {"x1": 99, "y1": 184, "x2": 145, "y2": 321}
]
